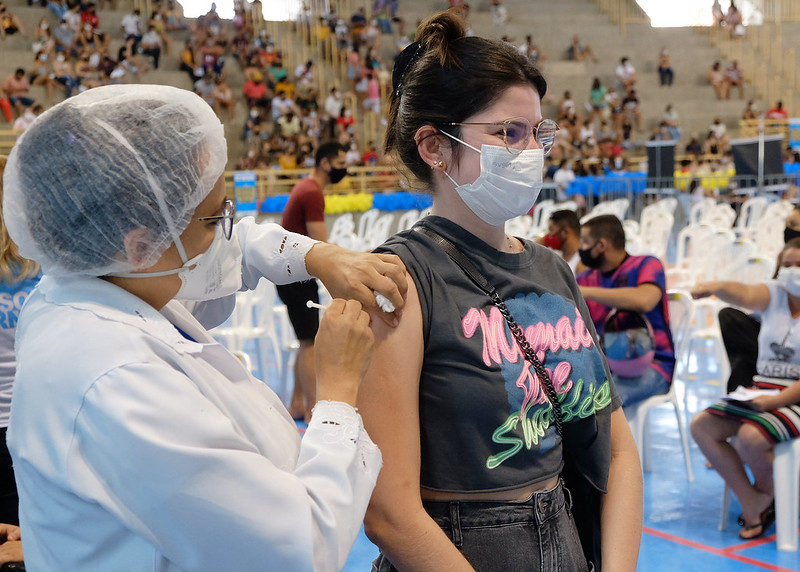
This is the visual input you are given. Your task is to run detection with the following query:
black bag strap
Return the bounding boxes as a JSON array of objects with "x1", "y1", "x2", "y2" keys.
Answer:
[{"x1": 414, "y1": 226, "x2": 564, "y2": 436}]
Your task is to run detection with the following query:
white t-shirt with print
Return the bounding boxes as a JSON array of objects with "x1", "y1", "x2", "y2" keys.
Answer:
[{"x1": 757, "y1": 281, "x2": 800, "y2": 379}]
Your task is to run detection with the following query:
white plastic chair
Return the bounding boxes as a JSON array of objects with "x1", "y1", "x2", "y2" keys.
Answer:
[
  {"x1": 531, "y1": 199, "x2": 555, "y2": 236},
  {"x1": 735, "y1": 196, "x2": 768, "y2": 238},
  {"x1": 639, "y1": 211, "x2": 674, "y2": 262},
  {"x1": 327, "y1": 212, "x2": 357, "y2": 249},
  {"x1": 395, "y1": 209, "x2": 421, "y2": 232},
  {"x1": 719, "y1": 438, "x2": 800, "y2": 551},
  {"x1": 625, "y1": 289, "x2": 695, "y2": 482},
  {"x1": 506, "y1": 215, "x2": 534, "y2": 239},
  {"x1": 211, "y1": 279, "x2": 285, "y2": 394},
  {"x1": 655, "y1": 196, "x2": 678, "y2": 216},
  {"x1": 626, "y1": 383, "x2": 695, "y2": 482},
  {"x1": 727, "y1": 256, "x2": 776, "y2": 284},
  {"x1": 667, "y1": 224, "x2": 714, "y2": 288}
]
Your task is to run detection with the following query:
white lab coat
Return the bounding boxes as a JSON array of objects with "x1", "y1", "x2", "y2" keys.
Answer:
[{"x1": 8, "y1": 219, "x2": 382, "y2": 571}]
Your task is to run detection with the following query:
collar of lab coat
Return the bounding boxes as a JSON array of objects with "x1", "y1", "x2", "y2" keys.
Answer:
[{"x1": 35, "y1": 274, "x2": 214, "y2": 353}]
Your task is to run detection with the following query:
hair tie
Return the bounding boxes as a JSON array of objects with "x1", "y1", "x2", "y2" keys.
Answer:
[{"x1": 392, "y1": 41, "x2": 425, "y2": 97}]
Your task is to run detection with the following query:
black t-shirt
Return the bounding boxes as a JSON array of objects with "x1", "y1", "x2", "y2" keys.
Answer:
[{"x1": 377, "y1": 216, "x2": 620, "y2": 492}]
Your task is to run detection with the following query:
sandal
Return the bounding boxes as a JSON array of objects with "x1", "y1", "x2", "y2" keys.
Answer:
[{"x1": 738, "y1": 502, "x2": 775, "y2": 540}]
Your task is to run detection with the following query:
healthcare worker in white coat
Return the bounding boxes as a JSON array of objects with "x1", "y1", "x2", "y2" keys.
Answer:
[{"x1": 2, "y1": 84, "x2": 408, "y2": 571}]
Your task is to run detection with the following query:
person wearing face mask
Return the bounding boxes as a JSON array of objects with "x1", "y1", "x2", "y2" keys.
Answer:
[
  {"x1": 576, "y1": 214, "x2": 674, "y2": 411},
  {"x1": 537, "y1": 209, "x2": 583, "y2": 274},
  {"x1": 358, "y1": 12, "x2": 641, "y2": 572},
  {"x1": 716, "y1": 205, "x2": 800, "y2": 394},
  {"x1": 690, "y1": 237, "x2": 800, "y2": 540},
  {"x1": 3, "y1": 85, "x2": 410, "y2": 571},
  {"x1": 277, "y1": 141, "x2": 349, "y2": 423}
]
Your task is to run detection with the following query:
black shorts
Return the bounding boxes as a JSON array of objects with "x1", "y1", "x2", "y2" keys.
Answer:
[{"x1": 276, "y1": 279, "x2": 320, "y2": 341}]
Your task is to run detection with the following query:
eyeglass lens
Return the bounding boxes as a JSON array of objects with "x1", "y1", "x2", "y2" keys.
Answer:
[
  {"x1": 503, "y1": 118, "x2": 558, "y2": 156},
  {"x1": 222, "y1": 200, "x2": 234, "y2": 240}
]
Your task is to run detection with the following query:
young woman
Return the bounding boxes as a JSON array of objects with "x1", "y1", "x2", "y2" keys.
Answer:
[
  {"x1": 359, "y1": 11, "x2": 642, "y2": 572},
  {"x1": 691, "y1": 238, "x2": 800, "y2": 540}
]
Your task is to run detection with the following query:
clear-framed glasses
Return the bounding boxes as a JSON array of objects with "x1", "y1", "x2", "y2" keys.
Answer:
[
  {"x1": 197, "y1": 199, "x2": 236, "y2": 240},
  {"x1": 444, "y1": 117, "x2": 559, "y2": 156}
]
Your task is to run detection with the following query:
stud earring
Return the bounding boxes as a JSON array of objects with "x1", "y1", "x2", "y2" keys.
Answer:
[{"x1": 433, "y1": 160, "x2": 445, "y2": 169}]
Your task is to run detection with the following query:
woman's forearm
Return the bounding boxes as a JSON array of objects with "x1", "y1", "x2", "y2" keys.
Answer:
[{"x1": 600, "y1": 409, "x2": 643, "y2": 570}]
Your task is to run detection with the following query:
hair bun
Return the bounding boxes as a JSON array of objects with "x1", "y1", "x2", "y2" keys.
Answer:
[{"x1": 417, "y1": 10, "x2": 466, "y2": 66}]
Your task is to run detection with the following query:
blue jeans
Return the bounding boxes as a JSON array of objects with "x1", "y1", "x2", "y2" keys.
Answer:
[
  {"x1": 615, "y1": 366, "x2": 670, "y2": 410},
  {"x1": 372, "y1": 480, "x2": 591, "y2": 571}
]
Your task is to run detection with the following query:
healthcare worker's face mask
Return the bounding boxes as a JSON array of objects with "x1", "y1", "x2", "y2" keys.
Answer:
[
  {"x1": 438, "y1": 130, "x2": 545, "y2": 227},
  {"x1": 109, "y1": 199, "x2": 243, "y2": 301},
  {"x1": 777, "y1": 265, "x2": 800, "y2": 297}
]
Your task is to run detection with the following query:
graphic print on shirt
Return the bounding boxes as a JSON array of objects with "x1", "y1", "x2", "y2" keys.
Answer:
[
  {"x1": 0, "y1": 288, "x2": 32, "y2": 329},
  {"x1": 462, "y1": 291, "x2": 612, "y2": 469},
  {"x1": 769, "y1": 342, "x2": 794, "y2": 363}
]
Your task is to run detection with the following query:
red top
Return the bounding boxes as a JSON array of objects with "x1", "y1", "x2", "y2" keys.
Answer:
[{"x1": 282, "y1": 177, "x2": 324, "y2": 236}]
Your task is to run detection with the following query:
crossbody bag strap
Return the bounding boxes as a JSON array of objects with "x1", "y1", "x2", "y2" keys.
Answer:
[{"x1": 414, "y1": 226, "x2": 564, "y2": 436}]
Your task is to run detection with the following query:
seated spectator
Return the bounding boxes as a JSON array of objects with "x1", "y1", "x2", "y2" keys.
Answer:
[
  {"x1": 708, "y1": 61, "x2": 729, "y2": 99},
  {"x1": 277, "y1": 111, "x2": 302, "y2": 139},
  {"x1": 349, "y1": 7, "x2": 367, "y2": 51},
  {"x1": 140, "y1": 25, "x2": 162, "y2": 69},
  {"x1": 685, "y1": 133, "x2": 703, "y2": 157},
  {"x1": 712, "y1": 0, "x2": 725, "y2": 27},
  {"x1": 212, "y1": 76, "x2": 235, "y2": 121},
  {"x1": 242, "y1": 73, "x2": 270, "y2": 109},
  {"x1": 518, "y1": 34, "x2": 545, "y2": 68},
  {"x1": 52, "y1": 52, "x2": 78, "y2": 98},
  {"x1": 53, "y1": 19, "x2": 75, "y2": 55},
  {"x1": 742, "y1": 99, "x2": 759, "y2": 120},
  {"x1": 12, "y1": 102, "x2": 43, "y2": 134},
  {"x1": 362, "y1": 72, "x2": 380, "y2": 114},
  {"x1": 622, "y1": 88, "x2": 641, "y2": 131},
  {"x1": 577, "y1": 214, "x2": 674, "y2": 410},
  {"x1": 703, "y1": 130, "x2": 724, "y2": 155},
  {"x1": 552, "y1": 159, "x2": 575, "y2": 202},
  {"x1": 657, "y1": 48, "x2": 673, "y2": 86},
  {"x1": 567, "y1": 34, "x2": 597, "y2": 62},
  {"x1": 32, "y1": 18, "x2": 56, "y2": 57},
  {"x1": 336, "y1": 106, "x2": 354, "y2": 136},
  {"x1": 80, "y1": 3, "x2": 99, "y2": 31},
  {"x1": 193, "y1": 73, "x2": 215, "y2": 107},
  {"x1": 489, "y1": 0, "x2": 507, "y2": 25},
  {"x1": 588, "y1": 77, "x2": 606, "y2": 122},
  {"x1": 74, "y1": 51, "x2": 103, "y2": 91},
  {"x1": 271, "y1": 90, "x2": 298, "y2": 123},
  {"x1": 120, "y1": 8, "x2": 142, "y2": 50},
  {"x1": 726, "y1": 1, "x2": 745, "y2": 36},
  {"x1": 179, "y1": 39, "x2": 199, "y2": 84},
  {"x1": 578, "y1": 119, "x2": 598, "y2": 154},
  {"x1": 709, "y1": 116, "x2": 729, "y2": 148},
  {"x1": 557, "y1": 90, "x2": 575, "y2": 121},
  {"x1": 766, "y1": 100, "x2": 788, "y2": 120},
  {"x1": 29, "y1": 51, "x2": 58, "y2": 106},
  {"x1": 148, "y1": 9, "x2": 172, "y2": 56},
  {"x1": 116, "y1": 43, "x2": 149, "y2": 82},
  {"x1": 362, "y1": 141, "x2": 379, "y2": 166},
  {"x1": 615, "y1": 56, "x2": 636, "y2": 90},
  {"x1": 1, "y1": 70, "x2": 34, "y2": 116},
  {"x1": 662, "y1": 104, "x2": 681, "y2": 140},
  {"x1": 689, "y1": 240, "x2": 800, "y2": 541},
  {"x1": 345, "y1": 141, "x2": 361, "y2": 166},
  {"x1": 0, "y1": 3, "x2": 26, "y2": 38},
  {"x1": 605, "y1": 86, "x2": 624, "y2": 135},
  {"x1": 323, "y1": 86, "x2": 344, "y2": 137},
  {"x1": 538, "y1": 209, "x2": 583, "y2": 274},
  {"x1": 726, "y1": 60, "x2": 745, "y2": 99}
]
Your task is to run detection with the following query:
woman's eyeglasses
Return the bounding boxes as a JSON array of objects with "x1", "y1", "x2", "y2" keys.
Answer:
[
  {"x1": 445, "y1": 117, "x2": 559, "y2": 156},
  {"x1": 197, "y1": 199, "x2": 235, "y2": 240}
]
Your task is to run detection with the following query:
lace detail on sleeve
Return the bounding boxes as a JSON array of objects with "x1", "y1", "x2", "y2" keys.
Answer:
[
  {"x1": 273, "y1": 232, "x2": 317, "y2": 282},
  {"x1": 310, "y1": 401, "x2": 382, "y2": 476}
]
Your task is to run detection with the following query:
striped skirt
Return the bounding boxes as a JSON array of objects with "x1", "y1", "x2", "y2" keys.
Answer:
[{"x1": 706, "y1": 377, "x2": 800, "y2": 444}]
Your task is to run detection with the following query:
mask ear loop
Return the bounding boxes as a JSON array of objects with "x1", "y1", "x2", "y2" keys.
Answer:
[{"x1": 436, "y1": 129, "x2": 482, "y2": 189}]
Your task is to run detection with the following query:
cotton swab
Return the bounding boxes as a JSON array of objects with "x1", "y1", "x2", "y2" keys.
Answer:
[{"x1": 306, "y1": 300, "x2": 328, "y2": 311}]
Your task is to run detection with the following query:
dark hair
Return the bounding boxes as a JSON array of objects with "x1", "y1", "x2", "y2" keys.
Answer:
[
  {"x1": 385, "y1": 10, "x2": 546, "y2": 188},
  {"x1": 549, "y1": 209, "x2": 580, "y2": 235},
  {"x1": 315, "y1": 140, "x2": 345, "y2": 167},
  {"x1": 582, "y1": 214, "x2": 626, "y2": 250}
]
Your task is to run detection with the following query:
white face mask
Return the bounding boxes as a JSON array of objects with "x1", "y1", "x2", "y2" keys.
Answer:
[
  {"x1": 174, "y1": 225, "x2": 243, "y2": 301},
  {"x1": 777, "y1": 266, "x2": 800, "y2": 297},
  {"x1": 440, "y1": 131, "x2": 544, "y2": 226},
  {"x1": 109, "y1": 225, "x2": 243, "y2": 301}
]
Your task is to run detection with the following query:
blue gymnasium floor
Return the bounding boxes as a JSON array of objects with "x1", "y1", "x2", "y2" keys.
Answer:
[{"x1": 246, "y1": 335, "x2": 800, "y2": 571}]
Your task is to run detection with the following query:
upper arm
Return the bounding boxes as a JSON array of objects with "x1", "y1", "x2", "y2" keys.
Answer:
[
  {"x1": 632, "y1": 283, "x2": 663, "y2": 313},
  {"x1": 740, "y1": 282, "x2": 771, "y2": 312},
  {"x1": 358, "y1": 272, "x2": 425, "y2": 528}
]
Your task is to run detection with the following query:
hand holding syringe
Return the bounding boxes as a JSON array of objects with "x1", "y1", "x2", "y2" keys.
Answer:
[{"x1": 307, "y1": 290, "x2": 396, "y2": 313}]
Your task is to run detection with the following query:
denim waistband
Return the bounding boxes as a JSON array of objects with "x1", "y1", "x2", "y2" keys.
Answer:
[{"x1": 421, "y1": 479, "x2": 570, "y2": 533}]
